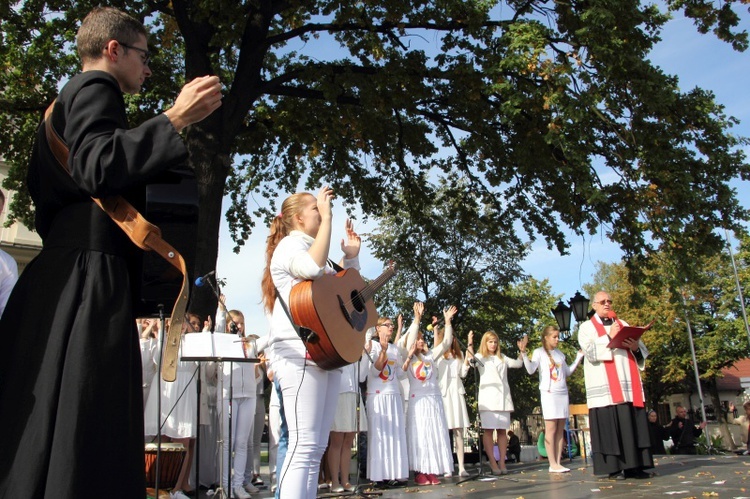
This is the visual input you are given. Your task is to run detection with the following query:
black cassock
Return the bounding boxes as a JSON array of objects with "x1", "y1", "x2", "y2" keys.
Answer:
[{"x1": 0, "y1": 71, "x2": 189, "y2": 498}]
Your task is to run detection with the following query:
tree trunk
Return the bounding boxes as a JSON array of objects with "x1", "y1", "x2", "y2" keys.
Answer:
[
  {"x1": 185, "y1": 123, "x2": 232, "y2": 319},
  {"x1": 707, "y1": 378, "x2": 736, "y2": 450}
]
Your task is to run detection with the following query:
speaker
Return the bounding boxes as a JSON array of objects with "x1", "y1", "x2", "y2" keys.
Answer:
[{"x1": 138, "y1": 169, "x2": 198, "y2": 316}]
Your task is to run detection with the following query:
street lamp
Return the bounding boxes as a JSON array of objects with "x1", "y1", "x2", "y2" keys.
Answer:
[{"x1": 551, "y1": 291, "x2": 590, "y2": 340}]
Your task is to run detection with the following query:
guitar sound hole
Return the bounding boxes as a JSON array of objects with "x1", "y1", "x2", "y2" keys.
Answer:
[{"x1": 350, "y1": 291, "x2": 365, "y2": 312}]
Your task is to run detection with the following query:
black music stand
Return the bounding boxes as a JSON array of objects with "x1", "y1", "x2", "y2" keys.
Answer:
[{"x1": 182, "y1": 332, "x2": 260, "y2": 499}]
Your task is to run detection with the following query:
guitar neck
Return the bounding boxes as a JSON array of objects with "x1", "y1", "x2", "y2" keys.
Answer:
[{"x1": 359, "y1": 267, "x2": 396, "y2": 303}]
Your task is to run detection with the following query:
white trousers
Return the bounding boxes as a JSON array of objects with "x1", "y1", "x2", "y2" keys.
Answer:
[
  {"x1": 275, "y1": 358, "x2": 341, "y2": 499},
  {"x1": 220, "y1": 396, "x2": 256, "y2": 489},
  {"x1": 268, "y1": 402, "x2": 281, "y2": 484},
  {"x1": 245, "y1": 394, "x2": 266, "y2": 482}
]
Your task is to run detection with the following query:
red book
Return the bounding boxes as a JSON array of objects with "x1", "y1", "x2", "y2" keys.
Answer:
[{"x1": 606, "y1": 319, "x2": 655, "y2": 349}]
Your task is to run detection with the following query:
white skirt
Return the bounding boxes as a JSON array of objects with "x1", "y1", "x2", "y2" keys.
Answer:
[
  {"x1": 144, "y1": 362, "x2": 198, "y2": 438},
  {"x1": 406, "y1": 394, "x2": 454, "y2": 474},
  {"x1": 480, "y1": 410, "x2": 510, "y2": 430},
  {"x1": 331, "y1": 392, "x2": 367, "y2": 433},
  {"x1": 442, "y1": 389, "x2": 471, "y2": 429},
  {"x1": 367, "y1": 392, "x2": 408, "y2": 481},
  {"x1": 540, "y1": 391, "x2": 570, "y2": 420}
]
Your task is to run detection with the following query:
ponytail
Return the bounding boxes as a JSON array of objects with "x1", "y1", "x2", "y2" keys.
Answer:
[{"x1": 261, "y1": 192, "x2": 313, "y2": 313}]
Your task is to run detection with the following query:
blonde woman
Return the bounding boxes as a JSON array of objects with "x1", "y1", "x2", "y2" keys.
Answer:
[
  {"x1": 261, "y1": 186, "x2": 362, "y2": 498},
  {"x1": 467, "y1": 330, "x2": 525, "y2": 474},
  {"x1": 522, "y1": 326, "x2": 584, "y2": 473}
]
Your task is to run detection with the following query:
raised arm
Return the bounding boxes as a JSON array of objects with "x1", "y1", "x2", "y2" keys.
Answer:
[
  {"x1": 373, "y1": 333, "x2": 390, "y2": 372},
  {"x1": 522, "y1": 338, "x2": 539, "y2": 375},
  {"x1": 432, "y1": 306, "x2": 457, "y2": 358},
  {"x1": 565, "y1": 350, "x2": 585, "y2": 376},
  {"x1": 400, "y1": 302, "x2": 424, "y2": 353},
  {"x1": 338, "y1": 218, "x2": 361, "y2": 269}
]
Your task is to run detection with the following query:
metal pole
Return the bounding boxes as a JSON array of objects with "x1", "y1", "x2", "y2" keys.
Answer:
[
  {"x1": 681, "y1": 291, "x2": 712, "y2": 453},
  {"x1": 725, "y1": 229, "x2": 750, "y2": 349}
]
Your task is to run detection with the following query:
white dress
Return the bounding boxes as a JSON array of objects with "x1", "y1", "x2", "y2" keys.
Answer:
[
  {"x1": 436, "y1": 355, "x2": 470, "y2": 429},
  {"x1": 401, "y1": 318, "x2": 455, "y2": 475},
  {"x1": 363, "y1": 342, "x2": 408, "y2": 481},
  {"x1": 332, "y1": 361, "x2": 367, "y2": 432},
  {"x1": 523, "y1": 347, "x2": 584, "y2": 420},
  {"x1": 143, "y1": 339, "x2": 199, "y2": 438}
]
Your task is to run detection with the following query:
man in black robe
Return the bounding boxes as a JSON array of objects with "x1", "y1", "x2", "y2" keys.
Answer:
[{"x1": 0, "y1": 7, "x2": 221, "y2": 498}]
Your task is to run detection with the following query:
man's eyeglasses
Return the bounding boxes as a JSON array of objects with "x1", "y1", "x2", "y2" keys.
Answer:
[
  {"x1": 595, "y1": 299, "x2": 613, "y2": 305},
  {"x1": 118, "y1": 41, "x2": 151, "y2": 65},
  {"x1": 379, "y1": 323, "x2": 394, "y2": 327}
]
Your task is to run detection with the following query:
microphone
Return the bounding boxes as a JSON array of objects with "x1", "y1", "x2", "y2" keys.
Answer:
[
  {"x1": 194, "y1": 270, "x2": 216, "y2": 287},
  {"x1": 426, "y1": 311, "x2": 448, "y2": 331}
]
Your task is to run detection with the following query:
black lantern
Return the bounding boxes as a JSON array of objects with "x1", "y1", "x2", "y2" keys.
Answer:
[
  {"x1": 551, "y1": 300, "x2": 572, "y2": 333},
  {"x1": 551, "y1": 291, "x2": 590, "y2": 341},
  {"x1": 569, "y1": 291, "x2": 590, "y2": 323}
]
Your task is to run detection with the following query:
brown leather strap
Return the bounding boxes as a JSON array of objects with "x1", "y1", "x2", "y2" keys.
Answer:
[{"x1": 44, "y1": 100, "x2": 188, "y2": 382}]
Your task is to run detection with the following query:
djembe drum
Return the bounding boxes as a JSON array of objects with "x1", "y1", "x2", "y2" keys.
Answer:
[{"x1": 144, "y1": 442, "x2": 186, "y2": 489}]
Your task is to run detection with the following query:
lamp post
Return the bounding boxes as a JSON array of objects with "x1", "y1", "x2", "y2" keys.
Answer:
[{"x1": 551, "y1": 291, "x2": 590, "y2": 340}]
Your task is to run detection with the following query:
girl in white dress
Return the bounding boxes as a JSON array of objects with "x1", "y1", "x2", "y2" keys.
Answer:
[
  {"x1": 327, "y1": 359, "x2": 366, "y2": 493},
  {"x1": 467, "y1": 330, "x2": 524, "y2": 474},
  {"x1": 433, "y1": 321, "x2": 471, "y2": 477},
  {"x1": 522, "y1": 326, "x2": 584, "y2": 473},
  {"x1": 362, "y1": 316, "x2": 409, "y2": 485},
  {"x1": 143, "y1": 314, "x2": 202, "y2": 495},
  {"x1": 400, "y1": 303, "x2": 455, "y2": 485}
]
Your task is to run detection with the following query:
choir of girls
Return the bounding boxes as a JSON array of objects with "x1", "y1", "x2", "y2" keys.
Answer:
[{"x1": 141, "y1": 187, "x2": 587, "y2": 499}]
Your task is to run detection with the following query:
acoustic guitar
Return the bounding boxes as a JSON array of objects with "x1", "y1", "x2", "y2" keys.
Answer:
[{"x1": 289, "y1": 262, "x2": 397, "y2": 370}]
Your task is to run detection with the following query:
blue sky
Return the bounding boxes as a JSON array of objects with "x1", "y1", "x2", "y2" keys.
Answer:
[{"x1": 215, "y1": 8, "x2": 750, "y2": 335}]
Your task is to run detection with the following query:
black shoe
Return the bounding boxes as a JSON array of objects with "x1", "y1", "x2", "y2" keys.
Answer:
[
  {"x1": 385, "y1": 479, "x2": 407, "y2": 488},
  {"x1": 626, "y1": 469, "x2": 654, "y2": 479},
  {"x1": 251, "y1": 475, "x2": 265, "y2": 486},
  {"x1": 608, "y1": 471, "x2": 626, "y2": 480}
]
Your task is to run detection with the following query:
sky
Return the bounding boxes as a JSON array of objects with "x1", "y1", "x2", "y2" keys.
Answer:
[{"x1": 214, "y1": 7, "x2": 750, "y2": 336}]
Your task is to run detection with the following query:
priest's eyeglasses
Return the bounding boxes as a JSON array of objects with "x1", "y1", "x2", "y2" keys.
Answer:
[{"x1": 118, "y1": 41, "x2": 151, "y2": 65}]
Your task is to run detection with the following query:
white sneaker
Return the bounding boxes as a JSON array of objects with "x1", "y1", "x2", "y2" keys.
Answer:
[
  {"x1": 233, "y1": 486, "x2": 251, "y2": 499},
  {"x1": 243, "y1": 483, "x2": 260, "y2": 494}
]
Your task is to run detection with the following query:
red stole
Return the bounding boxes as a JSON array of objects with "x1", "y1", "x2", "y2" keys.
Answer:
[{"x1": 593, "y1": 319, "x2": 644, "y2": 408}]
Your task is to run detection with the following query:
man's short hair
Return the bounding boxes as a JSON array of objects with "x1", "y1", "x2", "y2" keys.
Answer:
[
  {"x1": 76, "y1": 7, "x2": 147, "y2": 62},
  {"x1": 743, "y1": 401, "x2": 750, "y2": 410}
]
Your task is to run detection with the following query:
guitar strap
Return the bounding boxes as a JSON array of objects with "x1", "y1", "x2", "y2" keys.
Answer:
[
  {"x1": 274, "y1": 286, "x2": 315, "y2": 343},
  {"x1": 43, "y1": 100, "x2": 189, "y2": 382}
]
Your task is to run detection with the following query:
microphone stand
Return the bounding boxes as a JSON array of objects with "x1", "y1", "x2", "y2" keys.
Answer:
[{"x1": 454, "y1": 335, "x2": 517, "y2": 484}]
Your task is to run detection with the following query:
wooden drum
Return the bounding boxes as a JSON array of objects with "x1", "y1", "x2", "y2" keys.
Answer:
[{"x1": 144, "y1": 442, "x2": 186, "y2": 489}]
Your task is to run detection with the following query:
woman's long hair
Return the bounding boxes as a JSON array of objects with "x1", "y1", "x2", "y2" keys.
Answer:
[
  {"x1": 261, "y1": 192, "x2": 312, "y2": 313},
  {"x1": 478, "y1": 330, "x2": 503, "y2": 359},
  {"x1": 434, "y1": 326, "x2": 463, "y2": 360},
  {"x1": 541, "y1": 325, "x2": 559, "y2": 367}
]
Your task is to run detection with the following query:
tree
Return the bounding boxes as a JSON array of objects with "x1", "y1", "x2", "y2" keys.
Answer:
[{"x1": 1, "y1": 1, "x2": 748, "y2": 316}]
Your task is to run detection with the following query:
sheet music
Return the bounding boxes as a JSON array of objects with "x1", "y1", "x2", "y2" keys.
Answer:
[{"x1": 181, "y1": 331, "x2": 249, "y2": 360}]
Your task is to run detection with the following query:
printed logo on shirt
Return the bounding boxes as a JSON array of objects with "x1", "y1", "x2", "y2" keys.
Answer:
[
  {"x1": 549, "y1": 359, "x2": 561, "y2": 382},
  {"x1": 379, "y1": 359, "x2": 395, "y2": 381},
  {"x1": 412, "y1": 358, "x2": 433, "y2": 382}
]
